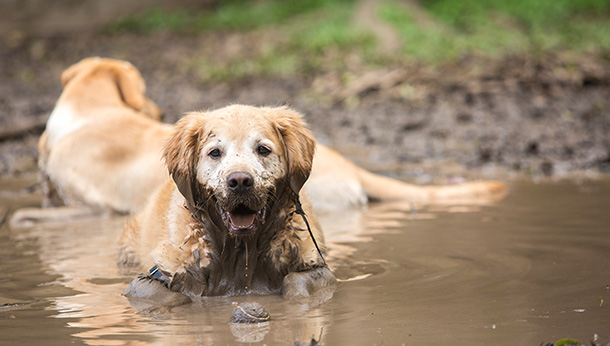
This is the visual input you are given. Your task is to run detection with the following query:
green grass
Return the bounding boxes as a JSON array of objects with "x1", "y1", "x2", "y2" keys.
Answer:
[
  {"x1": 107, "y1": 0, "x2": 374, "y2": 81},
  {"x1": 193, "y1": 50, "x2": 300, "y2": 81},
  {"x1": 107, "y1": 0, "x2": 356, "y2": 34},
  {"x1": 380, "y1": 0, "x2": 610, "y2": 62},
  {"x1": 106, "y1": 0, "x2": 610, "y2": 80}
]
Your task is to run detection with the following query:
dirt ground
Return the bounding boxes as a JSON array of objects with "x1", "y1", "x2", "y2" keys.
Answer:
[{"x1": 1, "y1": 26, "x2": 610, "y2": 182}]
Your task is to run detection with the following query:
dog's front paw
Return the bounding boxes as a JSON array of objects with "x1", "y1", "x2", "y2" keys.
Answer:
[
  {"x1": 282, "y1": 267, "x2": 337, "y2": 301},
  {"x1": 123, "y1": 275, "x2": 191, "y2": 310}
]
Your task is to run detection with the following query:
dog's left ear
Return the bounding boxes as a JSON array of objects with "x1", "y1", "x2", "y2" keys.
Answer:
[
  {"x1": 271, "y1": 107, "x2": 316, "y2": 194},
  {"x1": 60, "y1": 57, "x2": 102, "y2": 86},
  {"x1": 61, "y1": 57, "x2": 147, "y2": 112},
  {"x1": 163, "y1": 114, "x2": 204, "y2": 207},
  {"x1": 114, "y1": 62, "x2": 147, "y2": 111}
]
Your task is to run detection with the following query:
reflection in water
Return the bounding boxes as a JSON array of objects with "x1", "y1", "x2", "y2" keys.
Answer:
[
  {"x1": 2, "y1": 179, "x2": 610, "y2": 345},
  {"x1": 229, "y1": 321, "x2": 270, "y2": 343}
]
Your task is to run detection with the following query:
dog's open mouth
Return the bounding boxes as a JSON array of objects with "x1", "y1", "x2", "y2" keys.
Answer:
[{"x1": 219, "y1": 203, "x2": 267, "y2": 236}]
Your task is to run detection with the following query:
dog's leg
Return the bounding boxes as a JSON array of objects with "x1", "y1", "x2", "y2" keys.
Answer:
[
  {"x1": 123, "y1": 275, "x2": 191, "y2": 312},
  {"x1": 37, "y1": 132, "x2": 66, "y2": 208},
  {"x1": 282, "y1": 267, "x2": 337, "y2": 302},
  {"x1": 9, "y1": 206, "x2": 102, "y2": 228},
  {"x1": 39, "y1": 170, "x2": 66, "y2": 208},
  {"x1": 358, "y1": 168, "x2": 507, "y2": 205}
]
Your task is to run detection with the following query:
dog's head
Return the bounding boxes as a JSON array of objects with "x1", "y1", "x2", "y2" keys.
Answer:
[
  {"x1": 164, "y1": 105, "x2": 316, "y2": 237},
  {"x1": 60, "y1": 57, "x2": 162, "y2": 120}
]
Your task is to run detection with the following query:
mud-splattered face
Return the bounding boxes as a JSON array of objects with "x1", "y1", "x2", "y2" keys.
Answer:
[
  {"x1": 164, "y1": 105, "x2": 316, "y2": 237},
  {"x1": 196, "y1": 112, "x2": 286, "y2": 236}
]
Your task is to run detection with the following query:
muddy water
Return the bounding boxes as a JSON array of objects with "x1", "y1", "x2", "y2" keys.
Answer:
[{"x1": 1, "y1": 178, "x2": 609, "y2": 345}]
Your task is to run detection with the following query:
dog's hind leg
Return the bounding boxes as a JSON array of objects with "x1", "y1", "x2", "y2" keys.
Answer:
[
  {"x1": 358, "y1": 167, "x2": 507, "y2": 206},
  {"x1": 37, "y1": 131, "x2": 66, "y2": 208},
  {"x1": 9, "y1": 206, "x2": 103, "y2": 228}
]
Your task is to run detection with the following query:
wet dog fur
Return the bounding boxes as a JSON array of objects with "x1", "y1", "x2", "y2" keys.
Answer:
[{"x1": 119, "y1": 105, "x2": 336, "y2": 303}]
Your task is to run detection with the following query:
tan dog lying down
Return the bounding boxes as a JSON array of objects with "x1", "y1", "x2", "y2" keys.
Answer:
[
  {"x1": 119, "y1": 105, "x2": 336, "y2": 302},
  {"x1": 11, "y1": 57, "x2": 505, "y2": 227},
  {"x1": 10, "y1": 58, "x2": 173, "y2": 225}
]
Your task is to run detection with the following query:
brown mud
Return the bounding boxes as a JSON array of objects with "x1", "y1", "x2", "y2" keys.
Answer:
[{"x1": 1, "y1": 14, "x2": 609, "y2": 181}]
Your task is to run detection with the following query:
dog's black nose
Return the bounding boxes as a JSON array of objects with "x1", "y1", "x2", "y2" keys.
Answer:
[{"x1": 227, "y1": 171, "x2": 254, "y2": 193}]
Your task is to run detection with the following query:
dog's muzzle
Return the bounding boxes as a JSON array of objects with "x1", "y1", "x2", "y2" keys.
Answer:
[{"x1": 217, "y1": 171, "x2": 268, "y2": 236}]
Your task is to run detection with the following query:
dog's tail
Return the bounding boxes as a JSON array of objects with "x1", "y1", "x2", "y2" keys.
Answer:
[{"x1": 356, "y1": 167, "x2": 507, "y2": 206}]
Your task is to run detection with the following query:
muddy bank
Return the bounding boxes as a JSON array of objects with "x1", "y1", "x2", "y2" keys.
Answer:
[{"x1": 1, "y1": 32, "x2": 609, "y2": 180}]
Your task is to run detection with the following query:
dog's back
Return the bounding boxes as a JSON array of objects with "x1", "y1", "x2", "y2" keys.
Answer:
[{"x1": 40, "y1": 57, "x2": 173, "y2": 213}]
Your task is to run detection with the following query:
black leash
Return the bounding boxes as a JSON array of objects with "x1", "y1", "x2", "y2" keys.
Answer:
[
  {"x1": 0, "y1": 209, "x2": 9, "y2": 230},
  {"x1": 293, "y1": 195, "x2": 327, "y2": 267}
]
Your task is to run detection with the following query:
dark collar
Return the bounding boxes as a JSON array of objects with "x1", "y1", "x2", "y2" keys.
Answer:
[{"x1": 149, "y1": 265, "x2": 171, "y2": 287}]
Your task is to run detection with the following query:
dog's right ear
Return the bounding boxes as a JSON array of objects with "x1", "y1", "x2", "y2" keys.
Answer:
[{"x1": 163, "y1": 114, "x2": 203, "y2": 206}]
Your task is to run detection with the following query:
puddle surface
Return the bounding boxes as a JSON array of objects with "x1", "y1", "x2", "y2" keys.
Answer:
[{"x1": 1, "y1": 178, "x2": 609, "y2": 345}]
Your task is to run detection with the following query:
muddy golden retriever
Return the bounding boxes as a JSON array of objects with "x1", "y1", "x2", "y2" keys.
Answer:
[
  {"x1": 119, "y1": 105, "x2": 336, "y2": 303},
  {"x1": 10, "y1": 57, "x2": 173, "y2": 225}
]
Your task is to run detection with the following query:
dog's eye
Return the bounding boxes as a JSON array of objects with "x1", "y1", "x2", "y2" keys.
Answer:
[
  {"x1": 208, "y1": 148, "x2": 222, "y2": 159},
  {"x1": 257, "y1": 145, "x2": 271, "y2": 157}
]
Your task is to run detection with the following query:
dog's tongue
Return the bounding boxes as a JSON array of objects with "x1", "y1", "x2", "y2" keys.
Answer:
[{"x1": 230, "y1": 212, "x2": 256, "y2": 228}]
